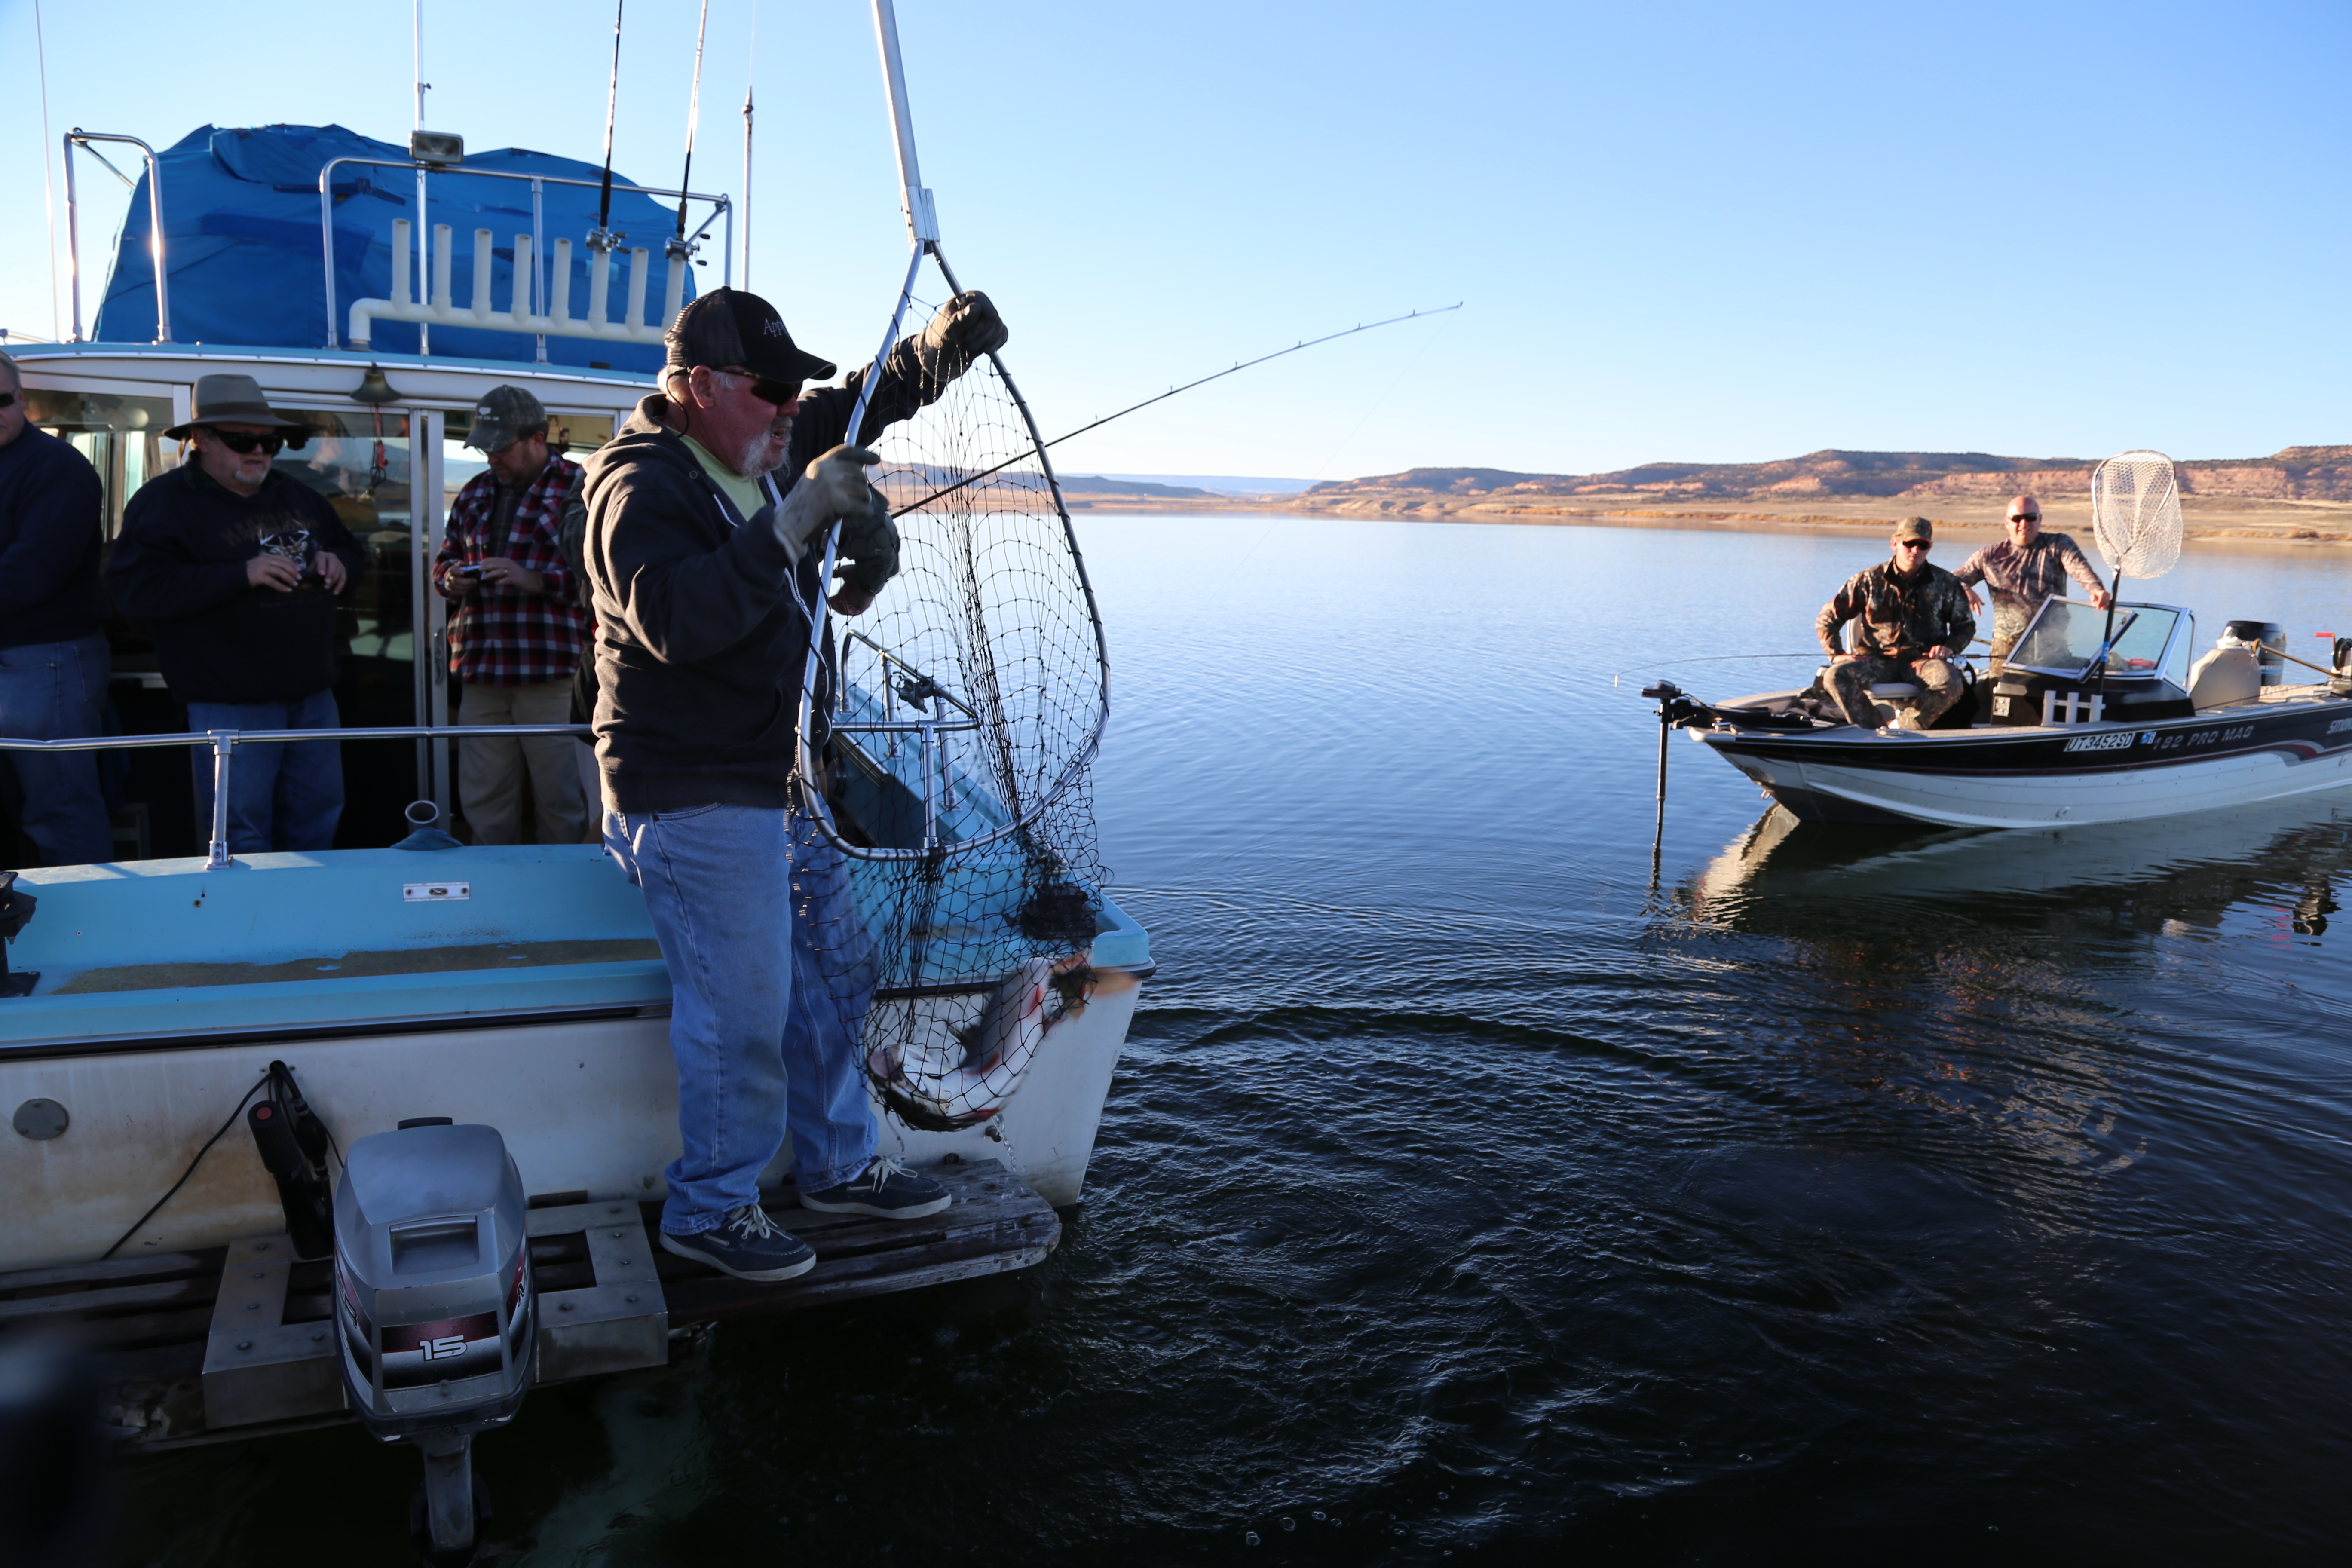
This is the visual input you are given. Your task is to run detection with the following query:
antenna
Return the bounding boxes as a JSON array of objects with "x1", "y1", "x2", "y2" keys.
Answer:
[
  {"x1": 411, "y1": 0, "x2": 429, "y2": 128},
  {"x1": 672, "y1": 0, "x2": 709, "y2": 249},
  {"x1": 741, "y1": 0, "x2": 757, "y2": 290},
  {"x1": 592, "y1": 0, "x2": 625, "y2": 245}
]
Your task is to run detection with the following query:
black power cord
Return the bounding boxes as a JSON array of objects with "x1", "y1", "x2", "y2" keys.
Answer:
[{"x1": 97, "y1": 1071, "x2": 269, "y2": 1262}]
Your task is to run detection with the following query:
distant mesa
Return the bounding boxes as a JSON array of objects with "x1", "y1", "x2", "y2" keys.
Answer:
[
  {"x1": 1057, "y1": 475, "x2": 1218, "y2": 500},
  {"x1": 1304, "y1": 447, "x2": 2352, "y2": 504}
]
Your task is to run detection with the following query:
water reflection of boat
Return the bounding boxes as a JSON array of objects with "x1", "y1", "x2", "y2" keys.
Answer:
[
  {"x1": 1671, "y1": 596, "x2": 2352, "y2": 828},
  {"x1": 1684, "y1": 796, "x2": 2352, "y2": 936}
]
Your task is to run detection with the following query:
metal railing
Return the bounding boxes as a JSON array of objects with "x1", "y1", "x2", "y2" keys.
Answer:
[
  {"x1": 0, "y1": 724, "x2": 587, "y2": 872},
  {"x1": 62, "y1": 131, "x2": 169, "y2": 344}
]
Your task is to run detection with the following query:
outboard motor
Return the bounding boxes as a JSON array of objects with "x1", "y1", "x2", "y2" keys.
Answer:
[{"x1": 334, "y1": 1119, "x2": 534, "y2": 1565}]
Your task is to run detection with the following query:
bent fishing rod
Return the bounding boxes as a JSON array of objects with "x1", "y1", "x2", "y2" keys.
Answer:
[{"x1": 888, "y1": 302, "x2": 1464, "y2": 518}]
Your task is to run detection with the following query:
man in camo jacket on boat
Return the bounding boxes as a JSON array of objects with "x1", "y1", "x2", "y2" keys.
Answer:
[
  {"x1": 1815, "y1": 517, "x2": 1977, "y2": 732},
  {"x1": 1952, "y1": 493, "x2": 2111, "y2": 671}
]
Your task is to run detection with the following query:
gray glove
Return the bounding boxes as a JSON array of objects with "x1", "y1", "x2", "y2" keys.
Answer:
[
  {"x1": 913, "y1": 290, "x2": 1008, "y2": 385},
  {"x1": 764, "y1": 444, "x2": 880, "y2": 564},
  {"x1": 833, "y1": 484, "x2": 901, "y2": 598}
]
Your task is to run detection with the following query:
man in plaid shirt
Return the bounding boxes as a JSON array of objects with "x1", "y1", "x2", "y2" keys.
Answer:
[{"x1": 433, "y1": 385, "x2": 590, "y2": 843}]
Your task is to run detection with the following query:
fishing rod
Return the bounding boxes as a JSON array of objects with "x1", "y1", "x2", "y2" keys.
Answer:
[
  {"x1": 591, "y1": 0, "x2": 625, "y2": 243},
  {"x1": 889, "y1": 302, "x2": 1463, "y2": 518},
  {"x1": 673, "y1": 0, "x2": 709, "y2": 247},
  {"x1": 740, "y1": 1, "x2": 757, "y2": 287}
]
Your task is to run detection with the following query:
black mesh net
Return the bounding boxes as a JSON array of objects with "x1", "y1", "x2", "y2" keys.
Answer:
[{"x1": 790, "y1": 266, "x2": 1111, "y2": 1135}]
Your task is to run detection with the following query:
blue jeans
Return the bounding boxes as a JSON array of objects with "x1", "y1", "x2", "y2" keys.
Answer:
[
  {"x1": 0, "y1": 635, "x2": 113, "y2": 867},
  {"x1": 603, "y1": 802, "x2": 876, "y2": 1234},
  {"x1": 187, "y1": 689, "x2": 344, "y2": 854}
]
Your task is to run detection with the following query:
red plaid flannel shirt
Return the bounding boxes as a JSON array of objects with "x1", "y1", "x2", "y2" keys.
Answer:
[{"x1": 433, "y1": 453, "x2": 589, "y2": 686}]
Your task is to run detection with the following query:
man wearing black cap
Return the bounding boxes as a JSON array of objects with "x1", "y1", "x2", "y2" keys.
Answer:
[
  {"x1": 585, "y1": 285, "x2": 1007, "y2": 1282},
  {"x1": 110, "y1": 374, "x2": 365, "y2": 851}
]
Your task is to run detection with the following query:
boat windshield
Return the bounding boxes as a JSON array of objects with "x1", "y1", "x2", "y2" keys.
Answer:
[{"x1": 2006, "y1": 598, "x2": 2184, "y2": 679}]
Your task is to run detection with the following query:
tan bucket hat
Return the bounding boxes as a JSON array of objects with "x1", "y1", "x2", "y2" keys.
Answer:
[{"x1": 164, "y1": 374, "x2": 306, "y2": 439}]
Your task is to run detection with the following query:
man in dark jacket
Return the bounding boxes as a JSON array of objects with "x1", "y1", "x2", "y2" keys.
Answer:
[
  {"x1": 1816, "y1": 517, "x2": 1977, "y2": 731},
  {"x1": 109, "y1": 374, "x2": 364, "y2": 852},
  {"x1": 0, "y1": 349, "x2": 114, "y2": 866},
  {"x1": 586, "y1": 285, "x2": 1005, "y2": 1282}
]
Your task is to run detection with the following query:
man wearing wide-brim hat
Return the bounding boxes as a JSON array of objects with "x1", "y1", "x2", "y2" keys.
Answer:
[{"x1": 109, "y1": 373, "x2": 366, "y2": 851}]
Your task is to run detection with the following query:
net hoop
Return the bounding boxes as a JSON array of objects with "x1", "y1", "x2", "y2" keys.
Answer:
[
  {"x1": 793, "y1": 240, "x2": 1109, "y2": 866},
  {"x1": 2088, "y1": 448, "x2": 2183, "y2": 583}
]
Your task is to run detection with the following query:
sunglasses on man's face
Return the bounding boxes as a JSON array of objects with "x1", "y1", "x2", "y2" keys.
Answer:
[
  {"x1": 2008, "y1": 514, "x2": 2040, "y2": 524},
  {"x1": 0, "y1": 393, "x2": 17, "y2": 410},
  {"x1": 1897, "y1": 540, "x2": 1932, "y2": 551},
  {"x1": 719, "y1": 367, "x2": 802, "y2": 408},
  {"x1": 211, "y1": 430, "x2": 286, "y2": 456}
]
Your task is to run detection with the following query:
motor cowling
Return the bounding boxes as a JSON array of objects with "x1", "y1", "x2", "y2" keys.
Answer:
[{"x1": 334, "y1": 1120, "x2": 534, "y2": 1441}]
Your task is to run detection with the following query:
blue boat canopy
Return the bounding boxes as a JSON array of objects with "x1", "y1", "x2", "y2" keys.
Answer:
[{"x1": 92, "y1": 123, "x2": 697, "y2": 374}]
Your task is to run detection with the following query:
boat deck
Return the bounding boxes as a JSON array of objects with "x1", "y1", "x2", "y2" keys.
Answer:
[{"x1": 0, "y1": 1157, "x2": 1057, "y2": 1452}]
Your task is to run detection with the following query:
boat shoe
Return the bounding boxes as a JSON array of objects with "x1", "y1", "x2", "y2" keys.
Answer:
[
  {"x1": 799, "y1": 1157, "x2": 952, "y2": 1220},
  {"x1": 660, "y1": 1204, "x2": 817, "y2": 1281}
]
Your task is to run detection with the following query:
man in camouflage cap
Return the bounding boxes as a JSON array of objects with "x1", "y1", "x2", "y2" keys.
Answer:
[
  {"x1": 432, "y1": 383, "x2": 590, "y2": 843},
  {"x1": 1815, "y1": 517, "x2": 1977, "y2": 732}
]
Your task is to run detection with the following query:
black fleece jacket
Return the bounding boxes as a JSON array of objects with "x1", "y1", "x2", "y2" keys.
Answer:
[
  {"x1": 108, "y1": 464, "x2": 366, "y2": 704},
  {"x1": 0, "y1": 425, "x2": 106, "y2": 649},
  {"x1": 582, "y1": 360, "x2": 929, "y2": 812}
]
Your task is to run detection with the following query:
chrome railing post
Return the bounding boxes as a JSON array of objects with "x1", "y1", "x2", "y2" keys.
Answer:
[
  {"x1": 919, "y1": 723, "x2": 937, "y2": 850},
  {"x1": 205, "y1": 732, "x2": 236, "y2": 870}
]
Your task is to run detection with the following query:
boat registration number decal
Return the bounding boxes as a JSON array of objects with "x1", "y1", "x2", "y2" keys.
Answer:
[
  {"x1": 2330, "y1": 717, "x2": 2352, "y2": 734},
  {"x1": 403, "y1": 882, "x2": 471, "y2": 902},
  {"x1": 2063, "y1": 731, "x2": 2135, "y2": 753}
]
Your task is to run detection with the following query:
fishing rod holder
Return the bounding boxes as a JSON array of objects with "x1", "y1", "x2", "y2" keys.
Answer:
[{"x1": 317, "y1": 156, "x2": 731, "y2": 359}]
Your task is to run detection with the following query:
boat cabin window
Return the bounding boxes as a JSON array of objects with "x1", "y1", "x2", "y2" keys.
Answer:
[
  {"x1": 2006, "y1": 598, "x2": 2185, "y2": 681},
  {"x1": 23, "y1": 389, "x2": 181, "y2": 538}
]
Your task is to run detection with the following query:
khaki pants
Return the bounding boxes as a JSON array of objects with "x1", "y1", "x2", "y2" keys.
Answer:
[{"x1": 458, "y1": 679, "x2": 587, "y2": 845}]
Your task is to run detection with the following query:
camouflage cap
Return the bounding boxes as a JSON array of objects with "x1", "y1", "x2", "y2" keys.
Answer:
[
  {"x1": 1893, "y1": 516, "x2": 1934, "y2": 543},
  {"x1": 462, "y1": 385, "x2": 548, "y2": 452}
]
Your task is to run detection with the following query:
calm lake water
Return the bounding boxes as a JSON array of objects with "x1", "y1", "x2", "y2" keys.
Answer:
[{"x1": 114, "y1": 516, "x2": 2352, "y2": 1564}]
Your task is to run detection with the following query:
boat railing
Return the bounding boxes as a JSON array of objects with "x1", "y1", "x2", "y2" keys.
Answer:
[
  {"x1": 0, "y1": 724, "x2": 588, "y2": 872},
  {"x1": 62, "y1": 130, "x2": 169, "y2": 344}
]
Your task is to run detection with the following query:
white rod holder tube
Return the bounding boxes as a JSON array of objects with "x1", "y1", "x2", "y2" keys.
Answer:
[
  {"x1": 470, "y1": 228, "x2": 493, "y2": 319},
  {"x1": 550, "y1": 239, "x2": 573, "y2": 325},
  {"x1": 662, "y1": 252, "x2": 686, "y2": 327},
  {"x1": 586, "y1": 242, "x2": 611, "y2": 327},
  {"x1": 391, "y1": 219, "x2": 412, "y2": 306},
  {"x1": 625, "y1": 248, "x2": 650, "y2": 334},
  {"x1": 431, "y1": 223, "x2": 453, "y2": 310},
  {"x1": 509, "y1": 235, "x2": 533, "y2": 326}
]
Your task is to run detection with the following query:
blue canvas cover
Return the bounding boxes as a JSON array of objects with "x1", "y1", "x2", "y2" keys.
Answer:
[{"x1": 92, "y1": 124, "x2": 701, "y2": 374}]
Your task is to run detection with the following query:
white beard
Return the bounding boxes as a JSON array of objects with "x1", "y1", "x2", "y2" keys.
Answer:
[{"x1": 735, "y1": 418, "x2": 790, "y2": 481}]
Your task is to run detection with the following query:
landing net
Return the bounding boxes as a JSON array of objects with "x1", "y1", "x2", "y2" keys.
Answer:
[
  {"x1": 2090, "y1": 449, "x2": 2182, "y2": 581},
  {"x1": 791, "y1": 253, "x2": 1112, "y2": 1134}
]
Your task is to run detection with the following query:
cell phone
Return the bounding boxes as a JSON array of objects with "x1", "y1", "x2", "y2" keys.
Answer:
[{"x1": 455, "y1": 564, "x2": 487, "y2": 579}]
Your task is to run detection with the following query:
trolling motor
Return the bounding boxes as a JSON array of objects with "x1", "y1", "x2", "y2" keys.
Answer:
[
  {"x1": 246, "y1": 1061, "x2": 335, "y2": 1258},
  {"x1": 334, "y1": 1119, "x2": 535, "y2": 1566}
]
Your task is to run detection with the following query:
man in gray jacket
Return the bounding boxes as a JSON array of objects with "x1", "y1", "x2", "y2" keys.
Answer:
[{"x1": 585, "y1": 286, "x2": 1005, "y2": 1281}]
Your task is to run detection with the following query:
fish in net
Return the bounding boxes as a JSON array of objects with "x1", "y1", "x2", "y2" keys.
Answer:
[{"x1": 789, "y1": 271, "x2": 1112, "y2": 1136}]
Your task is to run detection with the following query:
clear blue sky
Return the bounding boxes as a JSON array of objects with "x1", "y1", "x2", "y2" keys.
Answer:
[{"x1": 2, "y1": 0, "x2": 2344, "y2": 479}]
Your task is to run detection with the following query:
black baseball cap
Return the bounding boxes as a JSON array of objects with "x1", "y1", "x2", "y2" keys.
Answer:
[{"x1": 665, "y1": 288, "x2": 836, "y2": 383}]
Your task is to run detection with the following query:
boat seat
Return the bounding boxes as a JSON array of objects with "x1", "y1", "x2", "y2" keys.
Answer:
[
  {"x1": 2186, "y1": 646, "x2": 2259, "y2": 710},
  {"x1": 1866, "y1": 682, "x2": 1922, "y2": 699}
]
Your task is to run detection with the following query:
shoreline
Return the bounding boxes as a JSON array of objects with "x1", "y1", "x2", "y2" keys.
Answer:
[{"x1": 1063, "y1": 492, "x2": 2352, "y2": 557}]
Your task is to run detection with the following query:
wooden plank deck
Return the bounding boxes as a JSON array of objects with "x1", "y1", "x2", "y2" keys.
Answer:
[{"x1": 0, "y1": 1157, "x2": 1057, "y2": 1450}]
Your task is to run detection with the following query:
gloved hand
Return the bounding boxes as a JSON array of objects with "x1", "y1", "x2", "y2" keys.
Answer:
[
  {"x1": 763, "y1": 444, "x2": 880, "y2": 563},
  {"x1": 913, "y1": 290, "x2": 1008, "y2": 385},
  {"x1": 833, "y1": 483, "x2": 901, "y2": 598}
]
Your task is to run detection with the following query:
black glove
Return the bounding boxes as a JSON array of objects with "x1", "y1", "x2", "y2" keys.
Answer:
[
  {"x1": 833, "y1": 483, "x2": 901, "y2": 597},
  {"x1": 913, "y1": 290, "x2": 1009, "y2": 385}
]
